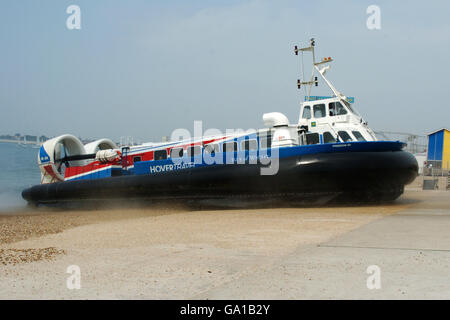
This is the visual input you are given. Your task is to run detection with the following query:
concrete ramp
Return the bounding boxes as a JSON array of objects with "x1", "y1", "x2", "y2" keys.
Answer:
[{"x1": 195, "y1": 191, "x2": 450, "y2": 299}]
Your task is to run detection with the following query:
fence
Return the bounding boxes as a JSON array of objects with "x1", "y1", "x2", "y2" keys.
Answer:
[
  {"x1": 374, "y1": 131, "x2": 427, "y2": 154},
  {"x1": 423, "y1": 160, "x2": 449, "y2": 177}
]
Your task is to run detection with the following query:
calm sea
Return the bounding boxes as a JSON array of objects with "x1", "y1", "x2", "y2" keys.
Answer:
[{"x1": 0, "y1": 142, "x2": 41, "y2": 211}]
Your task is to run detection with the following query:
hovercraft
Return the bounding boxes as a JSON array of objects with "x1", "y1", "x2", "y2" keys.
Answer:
[{"x1": 22, "y1": 39, "x2": 418, "y2": 206}]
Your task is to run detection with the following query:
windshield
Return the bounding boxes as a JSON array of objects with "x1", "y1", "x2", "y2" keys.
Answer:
[{"x1": 342, "y1": 100, "x2": 360, "y2": 117}]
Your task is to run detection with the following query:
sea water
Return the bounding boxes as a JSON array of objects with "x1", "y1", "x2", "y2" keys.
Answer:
[{"x1": 0, "y1": 143, "x2": 41, "y2": 211}]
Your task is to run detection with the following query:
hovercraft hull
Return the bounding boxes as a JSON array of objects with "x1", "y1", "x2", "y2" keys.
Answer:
[{"x1": 22, "y1": 144, "x2": 418, "y2": 206}]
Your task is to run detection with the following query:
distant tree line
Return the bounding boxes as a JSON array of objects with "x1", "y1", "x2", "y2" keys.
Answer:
[{"x1": 0, "y1": 134, "x2": 50, "y2": 142}]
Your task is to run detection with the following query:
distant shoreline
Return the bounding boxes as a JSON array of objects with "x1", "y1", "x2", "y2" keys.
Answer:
[{"x1": 0, "y1": 139, "x2": 41, "y2": 146}]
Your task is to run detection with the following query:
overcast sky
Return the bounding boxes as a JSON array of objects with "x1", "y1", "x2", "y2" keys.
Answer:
[{"x1": 0, "y1": 0, "x2": 449, "y2": 141}]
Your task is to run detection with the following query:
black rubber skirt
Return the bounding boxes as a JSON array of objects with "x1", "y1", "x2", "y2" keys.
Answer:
[{"x1": 22, "y1": 150, "x2": 418, "y2": 205}]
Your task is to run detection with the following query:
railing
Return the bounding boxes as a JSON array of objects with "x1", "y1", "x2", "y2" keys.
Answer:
[
  {"x1": 423, "y1": 160, "x2": 449, "y2": 177},
  {"x1": 374, "y1": 131, "x2": 427, "y2": 154}
]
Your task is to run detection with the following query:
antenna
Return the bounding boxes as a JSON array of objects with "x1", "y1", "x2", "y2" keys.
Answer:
[{"x1": 294, "y1": 38, "x2": 346, "y2": 101}]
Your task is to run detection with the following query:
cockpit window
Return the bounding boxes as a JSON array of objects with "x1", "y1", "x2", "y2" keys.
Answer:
[
  {"x1": 323, "y1": 132, "x2": 337, "y2": 143},
  {"x1": 352, "y1": 131, "x2": 366, "y2": 141},
  {"x1": 338, "y1": 131, "x2": 353, "y2": 142},
  {"x1": 313, "y1": 104, "x2": 326, "y2": 118},
  {"x1": 302, "y1": 106, "x2": 311, "y2": 119},
  {"x1": 329, "y1": 102, "x2": 347, "y2": 116}
]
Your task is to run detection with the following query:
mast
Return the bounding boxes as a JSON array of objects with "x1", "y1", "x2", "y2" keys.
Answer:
[{"x1": 294, "y1": 38, "x2": 346, "y2": 101}]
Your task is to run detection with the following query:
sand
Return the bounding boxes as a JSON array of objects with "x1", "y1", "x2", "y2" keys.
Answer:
[{"x1": 0, "y1": 194, "x2": 419, "y2": 299}]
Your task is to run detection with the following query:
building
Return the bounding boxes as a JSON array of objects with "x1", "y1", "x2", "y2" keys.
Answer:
[{"x1": 427, "y1": 128, "x2": 450, "y2": 169}]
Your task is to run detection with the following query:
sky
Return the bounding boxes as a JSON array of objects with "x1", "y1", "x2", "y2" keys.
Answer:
[{"x1": 0, "y1": 0, "x2": 449, "y2": 141}]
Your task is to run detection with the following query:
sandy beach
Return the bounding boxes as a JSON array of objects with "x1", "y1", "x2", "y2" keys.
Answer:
[{"x1": 0, "y1": 190, "x2": 449, "y2": 299}]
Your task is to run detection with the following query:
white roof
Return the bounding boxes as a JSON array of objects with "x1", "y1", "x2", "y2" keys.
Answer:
[{"x1": 427, "y1": 128, "x2": 450, "y2": 136}]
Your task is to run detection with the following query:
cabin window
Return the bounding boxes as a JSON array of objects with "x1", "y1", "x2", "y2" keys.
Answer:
[
  {"x1": 133, "y1": 156, "x2": 142, "y2": 163},
  {"x1": 302, "y1": 106, "x2": 311, "y2": 119},
  {"x1": 187, "y1": 145, "x2": 202, "y2": 157},
  {"x1": 306, "y1": 133, "x2": 320, "y2": 145},
  {"x1": 223, "y1": 142, "x2": 238, "y2": 152},
  {"x1": 204, "y1": 144, "x2": 219, "y2": 155},
  {"x1": 352, "y1": 131, "x2": 366, "y2": 141},
  {"x1": 338, "y1": 131, "x2": 353, "y2": 142},
  {"x1": 258, "y1": 133, "x2": 272, "y2": 149},
  {"x1": 111, "y1": 170, "x2": 122, "y2": 177},
  {"x1": 323, "y1": 132, "x2": 337, "y2": 143},
  {"x1": 329, "y1": 102, "x2": 347, "y2": 116},
  {"x1": 241, "y1": 139, "x2": 258, "y2": 151},
  {"x1": 154, "y1": 150, "x2": 167, "y2": 160},
  {"x1": 313, "y1": 104, "x2": 326, "y2": 118},
  {"x1": 170, "y1": 148, "x2": 184, "y2": 158}
]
